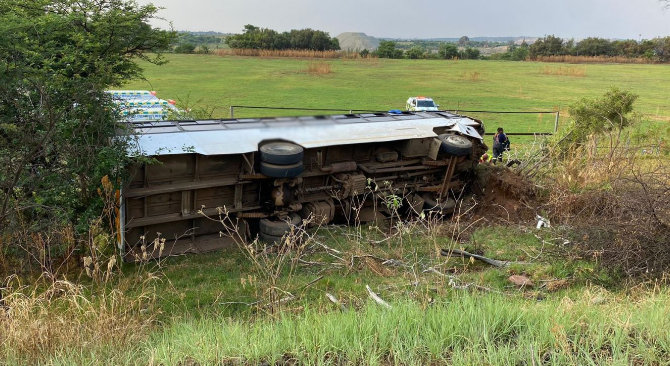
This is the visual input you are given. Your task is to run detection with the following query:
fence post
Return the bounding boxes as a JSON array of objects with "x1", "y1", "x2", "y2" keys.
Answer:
[
  {"x1": 230, "y1": 106, "x2": 234, "y2": 119},
  {"x1": 554, "y1": 111, "x2": 560, "y2": 133}
]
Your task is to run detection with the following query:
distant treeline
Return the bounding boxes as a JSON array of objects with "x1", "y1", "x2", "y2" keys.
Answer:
[
  {"x1": 525, "y1": 35, "x2": 670, "y2": 61},
  {"x1": 226, "y1": 25, "x2": 340, "y2": 51},
  {"x1": 177, "y1": 33, "x2": 223, "y2": 46},
  {"x1": 373, "y1": 40, "x2": 481, "y2": 60},
  {"x1": 173, "y1": 32, "x2": 227, "y2": 54}
]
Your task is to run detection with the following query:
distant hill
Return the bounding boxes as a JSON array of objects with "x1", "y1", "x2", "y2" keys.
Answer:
[{"x1": 336, "y1": 32, "x2": 380, "y2": 51}]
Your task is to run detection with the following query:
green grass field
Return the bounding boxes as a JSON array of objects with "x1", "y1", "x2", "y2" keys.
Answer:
[{"x1": 125, "y1": 54, "x2": 670, "y2": 135}]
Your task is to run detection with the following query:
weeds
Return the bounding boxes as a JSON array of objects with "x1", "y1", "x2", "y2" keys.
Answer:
[
  {"x1": 460, "y1": 70, "x2": 483, "y2": 81},
  {"x1": 306, "y1": 60, "x2": 332, "y2": 75},
  {"x1": 534, "y1": 55, "x2": 656, "y2": 64},
  {"x1": 0, "y1": 274, "x2": 158, "y2": 364},
  {"x1": 540, "y1": 65, "x2": 586, "y2": 77}
]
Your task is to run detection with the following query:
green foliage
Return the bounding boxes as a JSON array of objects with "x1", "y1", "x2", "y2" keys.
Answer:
[
  {"x1": 574, "y1": 37, "x2": 616, "y2": 56},
  {"x1": 226, "y1": 24, "x2": 339, "y2": 51},
  {"x1": 529, "y1": 35, "x2": 567, "y2": 58},
  {"x1": 174, "y1": 43, "x2": 196, "y2": 54},
  {"x1": 556, "y1": 88, "x2": 639, "y2": 152},
  {"x1": 404, "y1": 46, "x2": 424, "y2": 59},
  {"x1": 0, "y1": 0, "x2": 175, "y2": 273},
  {"x1": 174, "y1": 32, "x2": 223, "y2": 48},
  {"x1": 490, "y1": 43, "x2": 529, "y2": 61},
  {"x1": 460, "y1": 47, "x2": 481, "y2": 60},
  {"x1": 529, "y1": 35, "x2": 670, "y2": 60},
  {"x1": 654, "y1": 36, "x2": 670, "y2": 61},
  {"x1": 438, "y1": 43, "x2": 458, "y2": 59},
  {"x1": 376, "y1": 40, "x2": 404, "y2": 59}
]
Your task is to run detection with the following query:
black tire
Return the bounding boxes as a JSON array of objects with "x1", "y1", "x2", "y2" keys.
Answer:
[
  {"x1": 437, "y1": 134, "x2": 473, "y2": 156},
  {"x1": 260, "y1": 161, "x2": 304, "y2": 178},
  {"x1": 422, "y1": 193, "x2": 456, "y2": 214},
  {"x1": 259, "y1": 213, "x2": 302, "y2": 236},
  {"x1": 260, "y1": 142, "x2": 304, "y2": 165},
  {"x1": 259, "y1": 231, "x2": 284, "y2": 245}
]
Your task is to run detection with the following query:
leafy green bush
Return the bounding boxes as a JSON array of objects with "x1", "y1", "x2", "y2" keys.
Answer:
[
  {"x1": 174, "y1": 43, "x2": 196, "y2": 54},
  {"x1": 0, "y1": 0, "x2": 175, "y2": 275},
  {"x1": 404, "y1": 46, "x2": 424, "y2": 59}
]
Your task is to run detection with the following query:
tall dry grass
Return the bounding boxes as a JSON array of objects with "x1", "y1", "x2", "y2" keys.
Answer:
[
  {"x1": 216, "y1": 49, "x2": 367, "y2": 59},
  {"x1": 540, "y1": 65, "x2": 586, "y2": 77},
  {"x1": 306, "y1": 61, "x2": 332, "y2": 75},
  {"x1": 518, "y1": 125, "x2": 670, "y2": 278},
  {"x1": 533, "y1": 55, "x2": 656, "y2": 64},
  {"x1": 0, "y1": 274, "x2": 159, "y2": 364}
]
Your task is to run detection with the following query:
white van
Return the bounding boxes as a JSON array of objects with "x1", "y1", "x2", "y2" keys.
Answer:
[{"x1": 406, "y1": 96, "x2": 440, "y2": 112}]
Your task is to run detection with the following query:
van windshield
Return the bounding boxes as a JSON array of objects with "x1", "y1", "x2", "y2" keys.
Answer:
[{"x1": 417, "y1": 100, "x2": 436, "y2": 108}]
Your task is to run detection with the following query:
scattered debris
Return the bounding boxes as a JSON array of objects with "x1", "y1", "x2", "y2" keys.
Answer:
[
  {"x1": 535, "y1": 215, "x2": 550, "y2": 229},
  {"x1": 365, "y1": 285, "x2": 392, "y2": 309},
  {"x1": 441, "y1": 248, "x2": 529, "y2": 267},
  {"x1": 325, "y1": 293, "x2": 346, "y2": 311},
  {"x1": 508, "y1": 275, "x2": 534, "y2": 288},
  {"x1": 423, "y1": 267, "x2": 499, "y2": 293}
]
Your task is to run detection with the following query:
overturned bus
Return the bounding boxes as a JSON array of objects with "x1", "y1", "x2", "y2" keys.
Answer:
[{"x1": 119, "y1": 111, "x2": 486, "y2": 261}]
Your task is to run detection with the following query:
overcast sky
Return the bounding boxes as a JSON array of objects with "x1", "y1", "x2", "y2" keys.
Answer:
[{"x1": 141, "y1": 0, "x2": 670, "y2": 40}]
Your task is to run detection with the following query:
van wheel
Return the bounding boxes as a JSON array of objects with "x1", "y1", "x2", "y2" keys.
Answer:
[
  {"x1": 438, "y1": 134, "x2": 472, "y2": 156},
  {"x1": 260, "y1": 142, "x2": 304, "y2": 165},
  {"x1": 259, "y1": 213, "x2": 302, "y2": 236},
  {"x1": 260, "y1": 161, "x2": 304, "y2": 178}
]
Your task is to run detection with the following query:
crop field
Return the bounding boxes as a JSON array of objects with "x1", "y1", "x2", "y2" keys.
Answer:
[{"x1": 125, "y1": 54, "x2": 670, "y2": 136}]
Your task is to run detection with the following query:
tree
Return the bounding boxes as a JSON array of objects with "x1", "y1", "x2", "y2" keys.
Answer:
[
  {"x1": 510, "y1": 46, "x2": 529, "y2": 61},
  {"x1": 574, "y1": 37, "x2": 615, "y2": 57},
  {"x1": 529, "y1": 35, "x2": 567, "y2": 58},
  {"x1": 377, "y1": 41, "x2": 402, "y2": 59},
  {"x1": 226, "y1": 25, "x2": 339, "y2": 51},
  {"x1": 439, "y1": 43, "x2": 459, "y2": 59},
  {"x1": 174, "y1": 43, "x2": 196, "y2": 53},
  {"x1": 405, "y1": 46, "x2": 424, "y2": 59},
  {"x1": 458, "y1": 36, "x2": 470, "y2": 46},
  {"x1": 461, "y1": 47, "x2": 481, "y2": 60},
  {"x1": 0, "y1": 0, "x2": 175, "y2": 270},
  {"x1": 653, "y1": 37, "x2": 670, "y2": 61},
  {"x1": 556, "y1": 88, "x2": 638, "y2": 153}
]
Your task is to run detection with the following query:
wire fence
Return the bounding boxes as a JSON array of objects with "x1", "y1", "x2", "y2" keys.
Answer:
[{"x1": 229, "y1": 105, "x2": 561, "y2": 136}]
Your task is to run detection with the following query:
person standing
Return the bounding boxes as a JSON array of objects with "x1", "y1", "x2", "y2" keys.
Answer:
[{"x1": 492, "y1": 127, "x2": 508, "y2": 164}]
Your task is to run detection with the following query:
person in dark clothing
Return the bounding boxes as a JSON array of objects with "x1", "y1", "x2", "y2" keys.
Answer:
[{"x1": 492, "y1": 127, "x2": 508, "y2": 164}]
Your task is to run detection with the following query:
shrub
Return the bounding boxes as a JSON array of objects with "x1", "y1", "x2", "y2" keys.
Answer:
[{"x1": 174, "y1": 43, "x2": 196, "y2": 54}]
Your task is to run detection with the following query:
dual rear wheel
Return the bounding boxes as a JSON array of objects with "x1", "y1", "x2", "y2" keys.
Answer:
[{"x1": 259, "y1": 142, "x2": 304, "y2": 178}]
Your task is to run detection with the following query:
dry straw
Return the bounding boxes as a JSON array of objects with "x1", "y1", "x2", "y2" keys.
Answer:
[
  {"x1": 306, "y1": 61, "x2": 332, "y2": 75},
  {"x1": 216, "y1": 49, "x2": 366, "y2": 59},
  {"x1": 540, "y1": 66, "x2": 586, "y2": 77},
  {"x1": 533, "y1": 55, "x2": 656, "y2": 64}
]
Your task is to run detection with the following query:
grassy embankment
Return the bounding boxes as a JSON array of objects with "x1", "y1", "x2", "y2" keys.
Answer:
[{"x1": 4, "y1": 221, "x2": 670, "y2": 365}]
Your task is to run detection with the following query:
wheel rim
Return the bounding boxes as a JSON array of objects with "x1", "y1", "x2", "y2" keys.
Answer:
[{"x1": 446, "y1": 135, "x2": 467, "y2": 145}]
